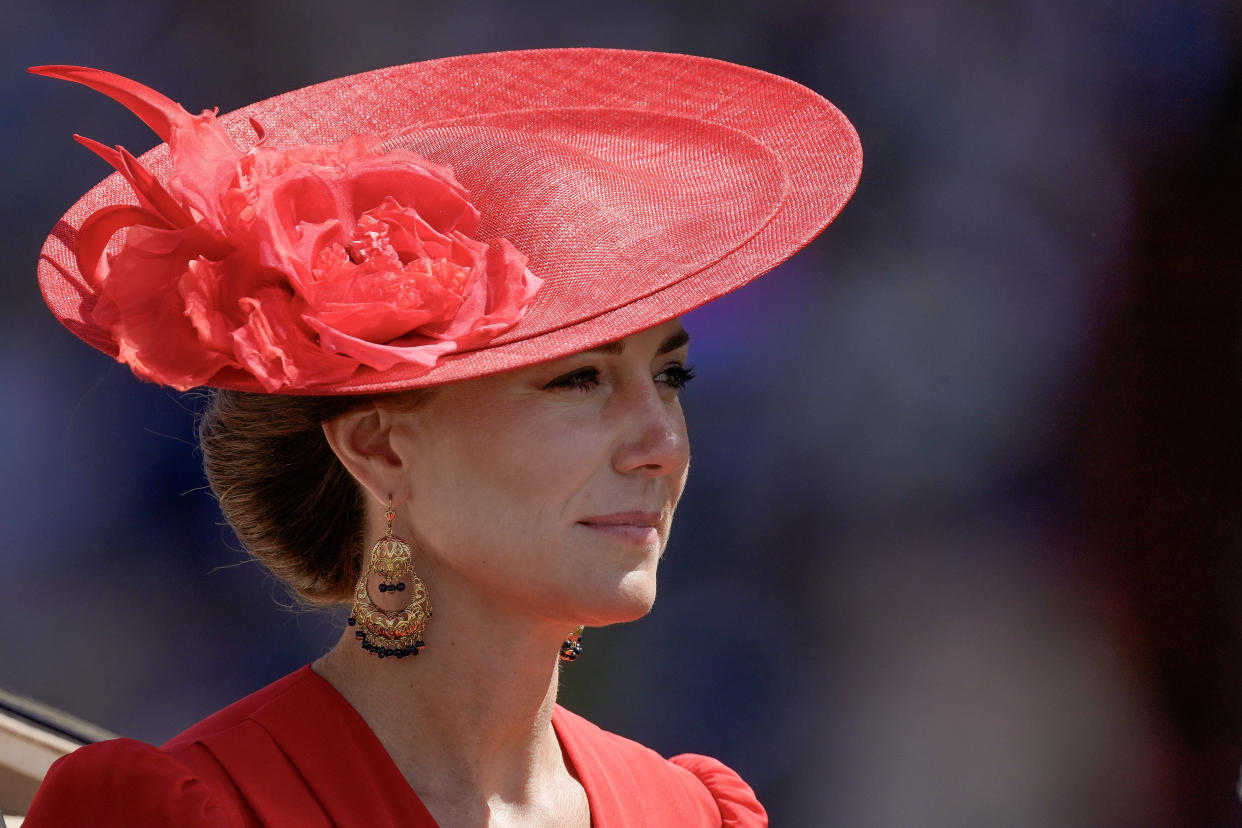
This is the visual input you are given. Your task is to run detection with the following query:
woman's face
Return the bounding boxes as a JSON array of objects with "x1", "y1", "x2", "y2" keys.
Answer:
[{"x1": 390, "y1": 319, "x2": 693, "y2": 628}]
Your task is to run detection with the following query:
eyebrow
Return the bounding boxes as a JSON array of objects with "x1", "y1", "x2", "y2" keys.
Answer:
[{"x1": 586, "y1": 327, "x2": 691, "y2": 356}]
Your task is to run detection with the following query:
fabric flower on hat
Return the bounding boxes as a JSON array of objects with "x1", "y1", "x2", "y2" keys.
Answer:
[{"x1": 35, "y1": 66, "x2": 541, "y2": 392}]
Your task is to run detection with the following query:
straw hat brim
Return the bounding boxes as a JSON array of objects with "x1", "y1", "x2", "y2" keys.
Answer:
[{"x1": 36, "y1": 48, "x2": 862, "y2": 394}]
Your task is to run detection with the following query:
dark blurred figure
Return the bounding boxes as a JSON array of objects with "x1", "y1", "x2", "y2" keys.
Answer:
[{"x1": 1073, "y1": 42, "x2": 1242, "y2": 827}]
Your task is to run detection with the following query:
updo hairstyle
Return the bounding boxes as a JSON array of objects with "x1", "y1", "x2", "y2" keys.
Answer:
[{"x1": 198, "y1": 389, "x2": 430, "y2": 603}]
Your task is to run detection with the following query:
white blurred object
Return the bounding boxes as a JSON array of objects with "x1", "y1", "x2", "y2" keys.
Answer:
[
  {"x1": 0, "y1": 712, "x2": 78, "y2": 818},
  {"x1": 0, "y1": 687, "x2": 114, "y2": 818}
]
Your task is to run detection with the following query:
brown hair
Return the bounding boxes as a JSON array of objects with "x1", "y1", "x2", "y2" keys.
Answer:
[{"x1": 198, "y1": 389, "x2": 429, "y2": 603}]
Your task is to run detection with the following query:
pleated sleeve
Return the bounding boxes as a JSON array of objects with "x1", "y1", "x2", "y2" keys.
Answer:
[
  {"x1": 22, "y1": 738, "x2": 243, "y2": 827},
  {"x1": 670, "y1": 753, "x2": 768, "y2": 828}
]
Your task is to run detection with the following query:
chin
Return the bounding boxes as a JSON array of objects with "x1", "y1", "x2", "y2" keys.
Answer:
[{"x1": 581, "y1": 569, "x2": 658, "y2": 626}]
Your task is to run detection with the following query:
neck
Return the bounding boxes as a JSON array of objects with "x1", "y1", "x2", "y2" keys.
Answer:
[{"x1": 312, "y1": 582, "x2": 579, "y2": 811}]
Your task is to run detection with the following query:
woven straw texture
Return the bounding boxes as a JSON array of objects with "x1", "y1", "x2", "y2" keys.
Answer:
[{"x1": 37, "y1": 48, "x2": 862, "y2": 393}]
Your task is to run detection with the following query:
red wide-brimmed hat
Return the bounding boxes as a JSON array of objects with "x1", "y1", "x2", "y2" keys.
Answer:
[{"x1": 32, "y1": 49, "x2": 861, "y2": 394}]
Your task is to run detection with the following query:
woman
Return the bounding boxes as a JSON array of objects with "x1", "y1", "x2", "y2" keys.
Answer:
[{"x1": 22, "y1": 49, "x2": 860, "y2": 826}]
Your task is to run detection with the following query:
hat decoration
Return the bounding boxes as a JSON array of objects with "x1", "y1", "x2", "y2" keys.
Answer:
[
  {"x1": 34, "y1": 51, "x2": 862, "y2": 395},
  {"x1": 29, "y1": 66, "x2": 541, "y2": 392}
]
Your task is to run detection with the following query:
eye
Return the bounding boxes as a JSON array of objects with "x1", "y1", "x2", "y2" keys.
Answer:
[
  {"x1": 544, "y1": 367, "x2": 600, "y2": 392},
  {"x1": 656, "y1": 364, "x2": 696, "y2": 392}
]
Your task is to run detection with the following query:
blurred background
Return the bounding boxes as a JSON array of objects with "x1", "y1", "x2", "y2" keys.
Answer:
[{"x1": 2, "y1": 1, "x2": 1240, "y2": 824}]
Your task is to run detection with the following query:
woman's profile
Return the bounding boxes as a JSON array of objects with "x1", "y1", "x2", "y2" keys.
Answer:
[{"x1": 20, "y1": 49, "x2": 860, "y2": 826}]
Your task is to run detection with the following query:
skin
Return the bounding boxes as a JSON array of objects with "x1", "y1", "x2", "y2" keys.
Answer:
[{"x1": 314, "y1": 318, "x2": 692, "y2": 828}]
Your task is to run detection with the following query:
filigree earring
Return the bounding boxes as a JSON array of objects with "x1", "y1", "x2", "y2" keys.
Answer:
[
  {"x1": 559, "y1": 626, "x2": 584, "y2": 663},
  {"x1": 348, "y1": 499, "x2": 431, "y2": 659}
]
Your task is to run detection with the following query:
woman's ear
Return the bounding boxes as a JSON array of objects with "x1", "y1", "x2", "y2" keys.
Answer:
[{"x1": 322, "y1": 404, "x2": 407, "y2": 505}]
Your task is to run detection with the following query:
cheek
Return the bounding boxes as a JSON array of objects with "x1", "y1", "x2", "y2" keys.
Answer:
[
  {"x1": 406, "y1": 409, "x2": 604, "y2": 549},
  {"x1": 673, "y1": 456, "x2": 690, "y2": 503},
  {"x1": 666, "y1": 414, "x2": 691, "y2": 503}
]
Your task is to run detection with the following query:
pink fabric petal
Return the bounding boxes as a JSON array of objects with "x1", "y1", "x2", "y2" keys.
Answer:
[
  {"x1": 232, "y1": 288, "x2": 359, "y2": 392},
  {"x1": 116, "y1": 145, "x2": 196, "y2": 227},
  {"x1": 303, "y1": 316, "x2": 456, "y2": 372},
  {"x1": 71, "y1": 137, "x2": 193, "y2": 228},
  {"x1": 347, "y1": 163, "x2": 478, "y2": 234},
  {"x1": 30, "y1": 65, "x2": 183, "y2": 141},
  {"x1": 37, "y1": 65, "x2": 544, "y2": 391},
  {"x1": 179, "y1": 258, "x2": 237, "y2": 354},
  {"x1": 75, "y1": 204, "x2": 168, "y2": 289},
  {"x1": 33, "y1": 65, "x2": 240, "y2": 234},
  {"x1": 248, "y1": 117, "x2": 267, "y2": 145},
  {"x1": 360, "y1": 198, "x2": 455, "y2": 261},
  {"x1": 166, "y1": 115, "x2": 246, "y2": 231},
  {"x1": 422, "y1": 237, "x2": 540, "y2": 345},
  {"x1": 92, "y1": 227, "x2": 235, "y2": 390},
  {"x1": 310, "y1": 261, "x2": 466, "y2": 342},
  {"x1": 242, "y1": 168, "x2": 349, "y2": 287}
]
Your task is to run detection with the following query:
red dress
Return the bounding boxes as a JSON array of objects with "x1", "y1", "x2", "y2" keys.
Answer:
[{"x1": 24, "y1": 666, "x2": 767, "y2": 826}]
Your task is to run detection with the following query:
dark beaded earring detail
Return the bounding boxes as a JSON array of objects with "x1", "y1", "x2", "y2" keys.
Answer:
[
  {"x1": 559, "y1": 626, "x2": 584, "y2": 663},
  {"x1": 349, "y1": 499, "x2": 430, "y2": 660}
]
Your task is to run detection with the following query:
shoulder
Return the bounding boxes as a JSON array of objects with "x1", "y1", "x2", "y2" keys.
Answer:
[
  {"x1": 553, "y1": 706, "x2": 768, "y2": 827},
  {"x1": 668, "y1": 752, "x2": 769, "y2": 828},
  {"x1": 22, "y1": 738, "x2": 245, "y2": 827},
  {"x1": 23, "y1": 667, "x2": 325, "y2": 828},
  {"x1": 162, "y1": 664, "x2": 315, "y2": 750}
]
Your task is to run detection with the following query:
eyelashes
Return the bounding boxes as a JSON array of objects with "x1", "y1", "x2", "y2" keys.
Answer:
[
  {"x1": 543, "y1": 364, "x2": 697, "y2": 393},
  {"x1": 657, "y1": 364, "x2": 696, "y2": 391},
  {"x1": 545, "y1": 367, "x2": 601, "y2": 391}
]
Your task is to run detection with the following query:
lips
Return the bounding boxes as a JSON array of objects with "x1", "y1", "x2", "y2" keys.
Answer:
[
  {"x1": 579, "y1": 511, "x2": 661, "y2": 527},
  {"x1": 577, "y1": 511, "x2": 662, "y2": 544}
]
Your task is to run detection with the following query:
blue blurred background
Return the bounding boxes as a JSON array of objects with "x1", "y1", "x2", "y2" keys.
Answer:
[{"x1": 3, "y1": 1, "x2": 1241, "y2": 824}]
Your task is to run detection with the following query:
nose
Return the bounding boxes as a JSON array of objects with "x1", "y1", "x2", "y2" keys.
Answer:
[{"x1": 610, "y1": 379, "x2": 690, "y2": 478}]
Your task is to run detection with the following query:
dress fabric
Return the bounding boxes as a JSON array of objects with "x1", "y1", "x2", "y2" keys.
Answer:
[{"x1": 23, "y1": 666, "x2": 767, "y2": 827}]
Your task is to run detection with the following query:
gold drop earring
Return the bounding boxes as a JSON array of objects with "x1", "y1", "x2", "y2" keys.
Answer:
[{"x1": 348, "y1": 498, "x2": 431, "y2": 659}]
